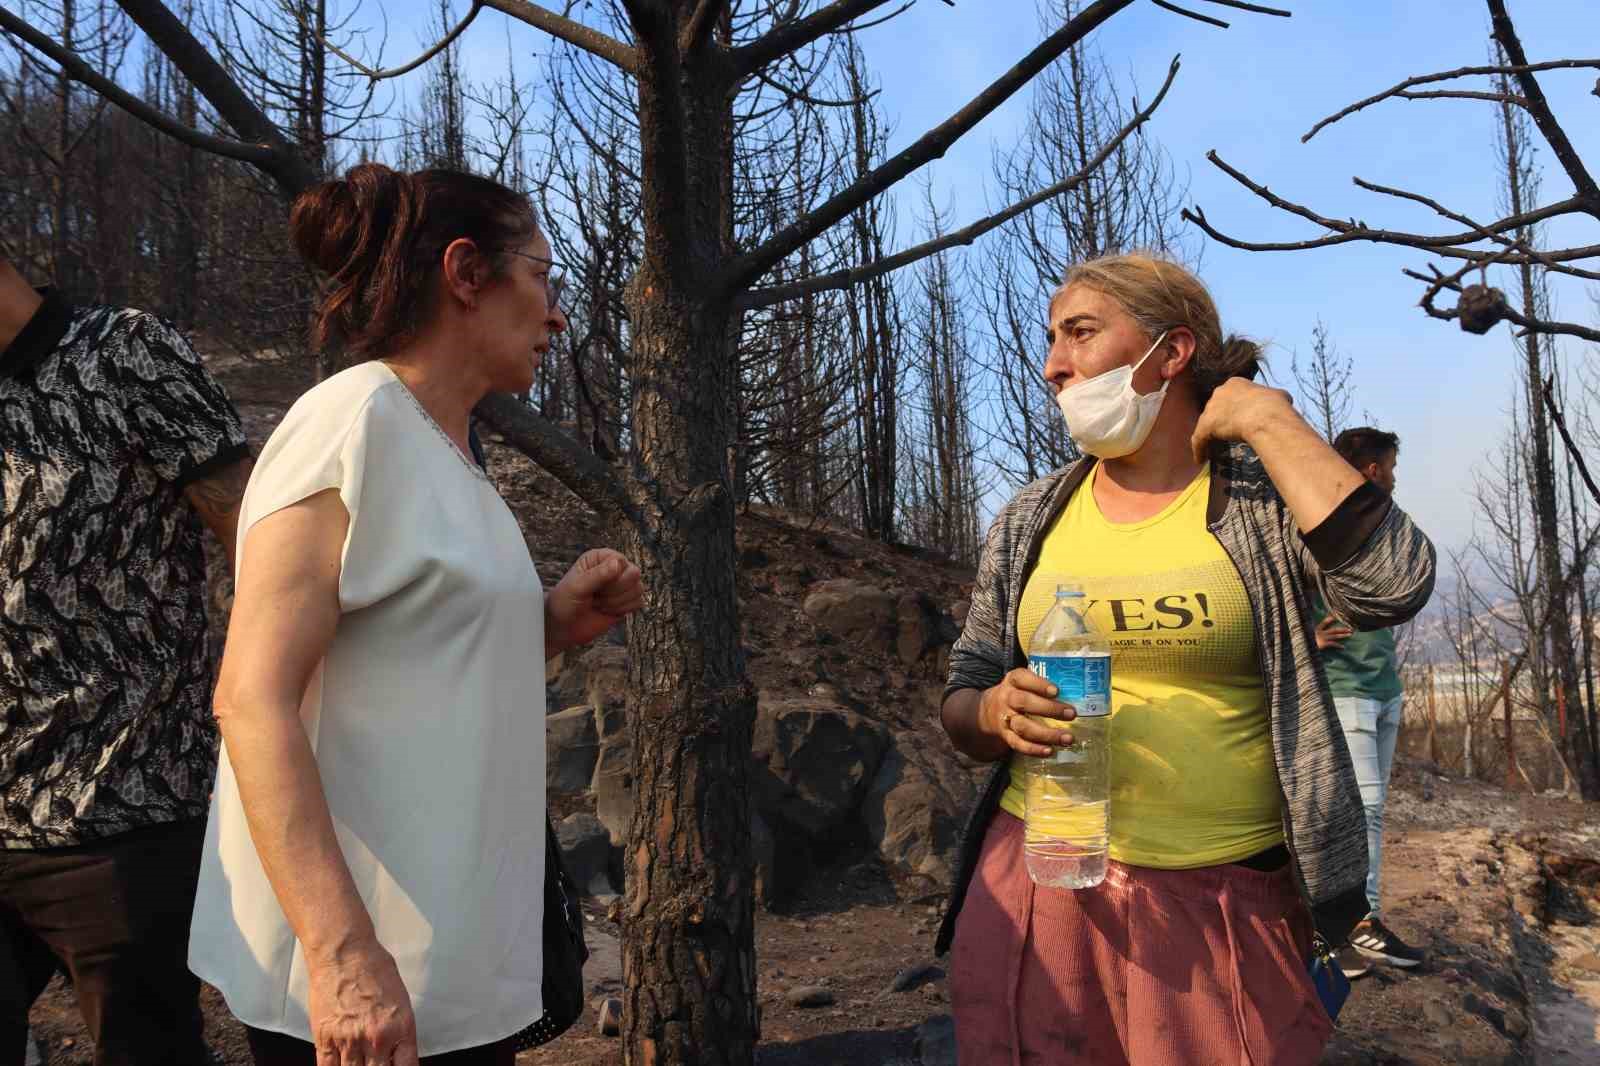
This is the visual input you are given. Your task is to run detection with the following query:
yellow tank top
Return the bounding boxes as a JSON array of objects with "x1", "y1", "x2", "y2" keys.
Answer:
[{"x1": 998, "y1": 462, "x2": 1284, "y2": 868}]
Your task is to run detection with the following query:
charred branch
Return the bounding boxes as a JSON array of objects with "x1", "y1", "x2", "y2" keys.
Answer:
[
  {"x1": 740, "y1": 54, "x2": 1181, "y2": 310},
  {"x1": 720, "y1": 0, "x2": 1144, "y2": 296},
  {"x1": 482, "y1": 0, "x2": 640, "y2": 73}
]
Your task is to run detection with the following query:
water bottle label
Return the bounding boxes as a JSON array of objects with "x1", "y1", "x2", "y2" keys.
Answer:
[{"x1": 1029, "y1": 653, "x2": 1111, "y2": 717}]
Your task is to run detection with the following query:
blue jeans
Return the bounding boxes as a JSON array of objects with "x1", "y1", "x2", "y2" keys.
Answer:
[{"x1": 1333, "y1": 694, "x2": 1403, "y2": 917}]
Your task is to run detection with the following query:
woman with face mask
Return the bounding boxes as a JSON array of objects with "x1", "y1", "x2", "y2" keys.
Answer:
[{"x1": 935, "y1": 253, "x2": 1436, "y2": 1064}]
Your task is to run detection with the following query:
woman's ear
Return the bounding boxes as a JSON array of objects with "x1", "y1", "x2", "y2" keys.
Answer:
[
  {"x1": 441, "y1": 237, "x2": 486, "y2": 311},
  {"x1": 1161, "y1": 326, "x2": 1197, "y2": 380}
]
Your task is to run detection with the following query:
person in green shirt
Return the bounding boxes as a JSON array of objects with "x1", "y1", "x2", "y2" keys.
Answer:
[{"x1": 1314, "y1": 426, "x2": 1426, "y2": 977}]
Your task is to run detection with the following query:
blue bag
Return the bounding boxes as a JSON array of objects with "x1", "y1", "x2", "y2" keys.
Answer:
[{"x1": 1307, "y1": 933, "x2": 1351, "y2": 1022}]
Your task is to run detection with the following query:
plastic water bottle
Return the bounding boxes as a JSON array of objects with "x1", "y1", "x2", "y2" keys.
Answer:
[{"x1": 1021, "y1": 582, "x2": 1112, "y2": 889}]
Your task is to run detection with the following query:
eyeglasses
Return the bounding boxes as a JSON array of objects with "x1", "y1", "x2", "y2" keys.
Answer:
[{"x1": 505, "y1": 250, "x2": 566, "y2": 313}]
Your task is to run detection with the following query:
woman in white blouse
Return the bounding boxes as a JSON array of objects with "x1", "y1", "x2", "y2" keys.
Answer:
[{"x1": 188, "y1": 163, "x2": 644, "y2": 1066}]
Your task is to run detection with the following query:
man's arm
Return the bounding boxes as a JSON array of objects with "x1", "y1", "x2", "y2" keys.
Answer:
[{"x1": 183, "y1": 456, "x2": 254, "y2": 571}]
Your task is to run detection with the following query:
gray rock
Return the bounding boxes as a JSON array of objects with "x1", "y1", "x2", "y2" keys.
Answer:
[
  {"x1": 895, "y1": 591, "x2": 959, "y2": 667},
  {"x1": 556, "y1": 812, "x2": 616, "y2": 897},
  {"x1": 583, "y1": 644, "x2": 631, "y2": 717},
  {"x1": 861, "y1": 742, "x2": 978, "y2": 889},
  {"x1": 888, "y1": 962, "x2": 944, "y2": 993},
  {"x1": 591, "y1": 740, "x2": 634, "y2": 846},
  {"x1": 915, "y1": 1014, "x2": 957, "y2": 1066},
  {"x1": 785, "y1": 986, "x2": 836, "y2": 1008},
  {"x1": 750, "y1": 696, "x2": 891, "y2": 837},
  {"x1": 23, "y1": 1029, "x2": 44, "y2": 1066},
  {"x1": 802, "y1": 579, "x2": 898, "y2": 649},
  {"x1": 585, "y1": 926, "x2": 624, "y2": 995},
  {"x1": 547, "y1": 705, "x2": 600, "y2": 794},
  {"x1": 595, "y1": 996, "x2": 623, "y2": 1037}
]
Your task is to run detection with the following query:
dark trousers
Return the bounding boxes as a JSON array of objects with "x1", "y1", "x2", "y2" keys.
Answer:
[
  {"x1": 244, "y1": 1028, "x2": 515, "y2": 1066},
  {"x1": 0, "y1": 819, "x2": 209, "y2": 1066}
]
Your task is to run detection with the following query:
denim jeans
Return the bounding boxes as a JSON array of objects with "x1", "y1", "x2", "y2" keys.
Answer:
[{"x1": 1333, "y1": 694, "x2": 1404, "y2": 916}]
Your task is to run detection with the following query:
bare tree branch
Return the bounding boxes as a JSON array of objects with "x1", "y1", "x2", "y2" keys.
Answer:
[
  {"x1": 0, "y1": 10, "x2": 262, "y2": 164},
  {"x1": 1196, "y1": 0, "x2": 1289, "y2": 14},
  {"x1": 1352, "y1": 176, "x2": 1600, "y2": 281},
  {"x1": 475, "y1": 392, "x2": 648, "y2": 531},
  {"x1": 1151, "y1": 1, "x2": 1228, "y2": 30},
  {"x1": 1404, "y1": 264, "x2": 1600, "y2": 343},
  {"x1": 680, "y1": 0, "x2": 727, "y2": 56},
  {"x1": 482, "y1": 0, "x2": 640, "y2": 73},
  {"x1": 739, "y1": 54, "x2": 1182, "y2": 310},
  {"x1": 1488, "y1": 0, "x2": 1600, "y2": 209},
  {"x1": 1183, "y1": 151, "x2": 1593, "y2": 262},
  {"x1": 1542, "y1": 375, "x2": 1600, "y2": 510},
  {"x1": 1302, "y1": 58, "x2": 1600, "y2": 143},
  {"x1": 310, "y1": 0, "x2": 485, "y2": 82},
  {"x1": 719, "y1": 0, "x2": 1145, "y2": 296},
  {"x1": 731, "y1": 0, "x2": 900, "y2": 79},
  {"x1": 43, "y1": 0, "x2": 317, "y2": 197}
]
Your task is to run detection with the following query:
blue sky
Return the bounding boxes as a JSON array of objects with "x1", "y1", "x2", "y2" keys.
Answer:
[{"x1": 370, "y1": 0, "x2": 1599, "y2": 554}]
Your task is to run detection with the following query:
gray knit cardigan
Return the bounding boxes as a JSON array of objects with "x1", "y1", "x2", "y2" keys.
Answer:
[{"x1": 934, "y1": 441, "x2": 1436, "y2": 952}]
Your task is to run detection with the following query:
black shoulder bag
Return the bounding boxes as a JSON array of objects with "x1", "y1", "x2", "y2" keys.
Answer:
[
  {"x1": 511, "y1": 816, "x2": 590, "y2": 1049},
  {"x1": 470, "y1": 424, "x2": 590, "y2": 1049}
]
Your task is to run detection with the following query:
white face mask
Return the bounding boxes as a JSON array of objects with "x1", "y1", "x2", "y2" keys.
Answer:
[{"x1": 1054, "y1": 330, "x2": 1170, "y2": 459}]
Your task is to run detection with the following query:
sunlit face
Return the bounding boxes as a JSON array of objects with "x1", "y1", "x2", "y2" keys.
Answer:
[
  {"x1": 476, "y1": 230, "x2": 568, "y2": 394},
  {"x1": 1042, "y1": 285, "x2": 1166, "y2": 398}
]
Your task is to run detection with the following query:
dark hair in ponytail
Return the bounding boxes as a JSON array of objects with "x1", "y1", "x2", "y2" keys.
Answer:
[{"x1": 289, "y1": 163, "x2": 538, "y2": 360}]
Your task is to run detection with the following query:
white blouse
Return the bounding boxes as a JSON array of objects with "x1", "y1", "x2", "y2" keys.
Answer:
[{"x1": 189, "y1": 361, "x2": 547, "y2": 1055}]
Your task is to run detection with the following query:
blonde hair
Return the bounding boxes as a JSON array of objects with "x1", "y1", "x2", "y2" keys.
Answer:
[{"x1": 1055, "y1": 252, "x2": 1261, "y2": 399}]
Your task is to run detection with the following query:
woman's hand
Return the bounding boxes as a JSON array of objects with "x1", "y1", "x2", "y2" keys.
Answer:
[
  {"x1": 1192, "y1": 377, "x2": 1365, "y2": 533},
  {"x1": 1314, "y1": 615, "x2": 1353, "y2": 651},
  {"x1": 978, "y1": 668, "x2": 1077, "y2": 757},
  {"x1": 307, "y1": 939, "x2": 419, "y2": 1066},
  {"x1": 1190, "y1": 377, "x2": 1298, "y2": 462},
  {"x1": 546, "y1": 549, "x2": 645, "y2": 658}
]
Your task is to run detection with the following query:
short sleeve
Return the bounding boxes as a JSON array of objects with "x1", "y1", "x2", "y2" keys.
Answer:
[
  {"x1": 112, "y1": 313, "x2": 249, "y2": 487},
  {"x1": 238, "y1": 386, "x2": 376, "y2": 589}
]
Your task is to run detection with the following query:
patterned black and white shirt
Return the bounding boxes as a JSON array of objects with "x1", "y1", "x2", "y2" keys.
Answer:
[{"x1": 0, "y1": 292, "x2": 248, "y2": 848}]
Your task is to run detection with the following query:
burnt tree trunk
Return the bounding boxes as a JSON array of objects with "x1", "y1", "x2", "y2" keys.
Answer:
[
  {"x1": 1499, "y1": 82, "x2": 1600, "y2": 797},
  {"x1": 618, "y1": 9, "x2": 757, "y2": 1063}
]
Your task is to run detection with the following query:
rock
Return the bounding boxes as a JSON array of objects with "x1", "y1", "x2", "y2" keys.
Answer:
[
  {"x1": 595, "y1": 996, "x2": 622, "y2": 1036},
  {"x1": 920, "y1": 982, "x2": 944, "y2": 1003},
  {"x1": 547, "y1": 643, "x2": 629, "y2": 713},
  {"x1": 915, "y1": 1014, "x2": 957, "y2": 1066},
  {"x1": 1421, "y1": 999, "x2": 1452, "y2": 1027},
  {"x1": 595, "y1": 703, "x2": 628, "y2": 747},
  {"x1": 889, "y1": 962, "x2": 945, "y2": 993},
  {"x1": 585, "y1": 649, "x2": 628, "y2": 708},
  {"x1": 895, "y1": 591, "x2": 960, "y2": 667},
  {"x1": 556, "y1": 812, "x2": 615, "y2": 897},
  {"x1": 585, "y1": 926, "x2": 624, "y2": 996},
  {"x1": 23, "y1": 1029, "x2": 44, "y2": 1066},
  {"x1": 1571, "y1": 951, "x2": 1600, "y2": 974},
  {"x1": 750, "y1": 696, "x2": 891, "y2": 837},
  {"x1": 591, "y1": 740, "x2": 634, "y2": 846},
  {"x1": 802, "y1": 579, "x2": 898, "y2": 649},
  {"x1": 547, "y1": 705, "x2": 600, "y2": 794},
  {"x1": 786, "y1": 986, "x2": 836, "y2": 1008},
  {"x1": 861, "y1": 741, "x2": 978, "y2": 889}
]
